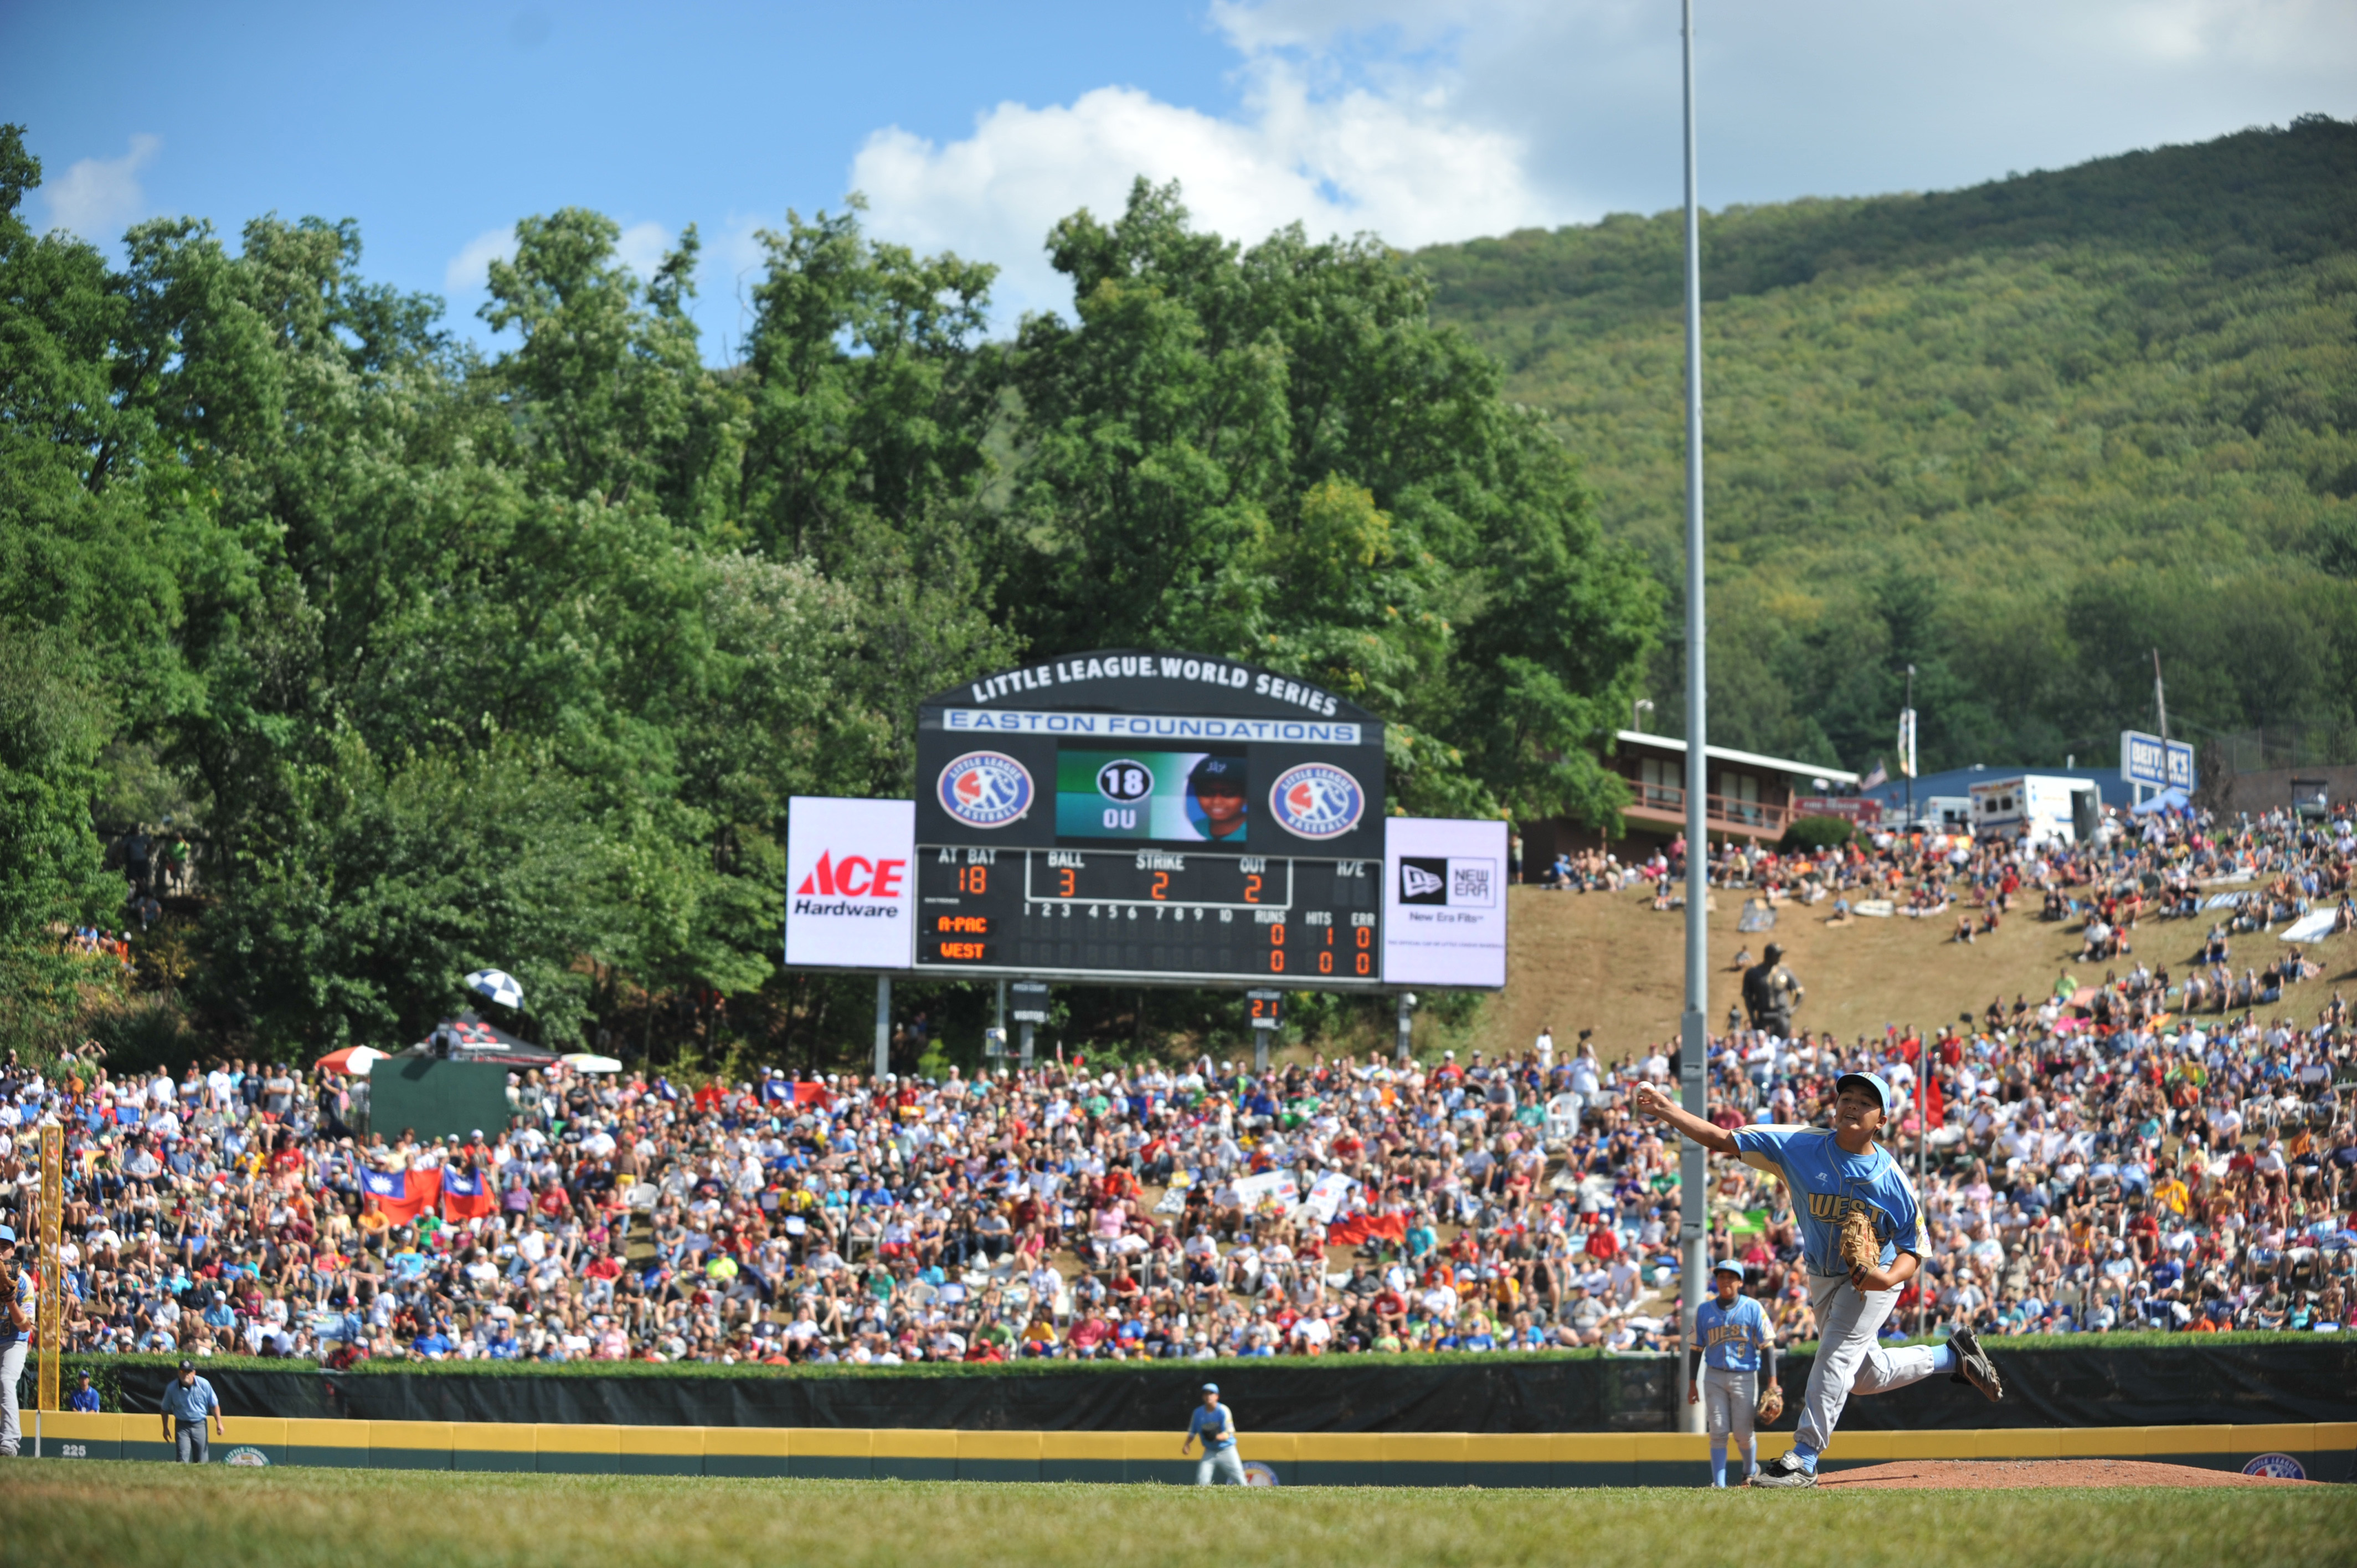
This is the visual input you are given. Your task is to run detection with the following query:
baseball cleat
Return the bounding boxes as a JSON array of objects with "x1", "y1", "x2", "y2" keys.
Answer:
[
  {"x1": 1947, "y1": 1323, "x2": 2005, "y2": 1402},
  {"x1": 1748, "y1": 1463, "x2": 1817, "y2": 1489},
  {"x1": 1749, "y1": 1450, "x2": 1815, "y2": 1488}
]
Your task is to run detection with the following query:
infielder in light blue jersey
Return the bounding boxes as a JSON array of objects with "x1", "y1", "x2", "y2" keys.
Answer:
[
  {"x1": 1636, "y1": 1071, "x2": 2004, "y2": 1489},
  {"x1": 1689, "y1": 1260, "x2": 1773, "y2": 1487}
]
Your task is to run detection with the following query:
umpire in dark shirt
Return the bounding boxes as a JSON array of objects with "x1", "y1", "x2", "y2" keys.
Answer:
[{"x1": 160, "y1": 1359, "x2": 223, "y2": 1462}]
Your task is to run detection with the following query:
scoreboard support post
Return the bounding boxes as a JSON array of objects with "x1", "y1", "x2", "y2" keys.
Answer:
[
  {"x1": 873, "y1": 975, "x2": 892, "y2": 1081},
  {"x1": 1394, "y1": 992, "x2": 1415, "y2": 1064},
  {"x1": 1018, "y1": 1022, "x2": 1034, "y2": 1066}
]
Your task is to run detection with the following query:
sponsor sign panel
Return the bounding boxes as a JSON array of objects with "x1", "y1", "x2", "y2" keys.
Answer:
[
  {"x1": 2121, "y1": 729, "x2": 2195, "y2": 791},
  {"x1": 784, "y1": 797, "x2": 915, "y2": 969},
  {"x1": 1382, "y1": 817, "x2": 1509, "y2": 989},
  {"x1": 1792, "y1": 796, "x2": 1881, "y2": 827}
]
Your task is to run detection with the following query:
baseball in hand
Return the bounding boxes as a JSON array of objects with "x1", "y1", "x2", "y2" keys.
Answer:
[{"x1": 1634, "y1": 1083, "x2": 1671, "y2": 1119}]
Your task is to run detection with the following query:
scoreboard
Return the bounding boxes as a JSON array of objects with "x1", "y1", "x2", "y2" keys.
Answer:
[
  {"x1": 783, "y1": 648, "x2": 1507, "y2": 995},
  {"x1": 914, "y1": 846, "x2": 1383, "y2": 987},
  {"x1": 908, "y1": 648, "x2": 1388, "y2": 991}
]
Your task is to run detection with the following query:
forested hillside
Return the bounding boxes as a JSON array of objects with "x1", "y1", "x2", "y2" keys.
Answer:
[
  {"x1": 1417, "y1": 114, "x2": 2357, "y2": 776},
  {"x1": 0, "y1": 136, "x2": 1651, "y2": 1067}
]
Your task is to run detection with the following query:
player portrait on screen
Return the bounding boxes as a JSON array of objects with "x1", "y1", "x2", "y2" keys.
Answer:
[{"x1": 1186, "y1": 755, "x2": 1249, "y2": 843}]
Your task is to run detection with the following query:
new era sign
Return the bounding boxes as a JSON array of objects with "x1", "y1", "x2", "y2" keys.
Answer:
[
  {"x1": 1382, "y1": 817, "x2": 1509, "y2": 988},
  {"x1": 784, "y1": 797, "x2": 915, "y2": 969}
]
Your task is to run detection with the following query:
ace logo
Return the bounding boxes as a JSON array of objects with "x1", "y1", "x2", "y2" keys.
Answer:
[
  {"x1": 795, "y1": 852, "x2": 907, "y2": 900},
  {"x1": 785, "y1": 797, "x2": 915, "y2": 970}
]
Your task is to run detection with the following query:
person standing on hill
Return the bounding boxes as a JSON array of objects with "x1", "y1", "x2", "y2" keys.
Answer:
[
  {"x1": 1742, "y1": 944, "x2": 1804, "y2": 1038},
  {"x1": 1182, "y1": 1381, "x2": 1245, "y2": 1484}
]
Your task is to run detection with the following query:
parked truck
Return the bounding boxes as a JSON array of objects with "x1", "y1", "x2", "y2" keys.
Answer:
[{"x1": 1970, "y1": 774, "x2": 2101, "y2": 846}]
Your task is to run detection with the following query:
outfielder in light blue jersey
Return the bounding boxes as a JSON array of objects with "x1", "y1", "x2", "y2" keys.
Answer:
[
  {"x1": 1689, "y1": 1262, "x2": 1774, "y2": 1487},
  {"x1": 1636, "y1": 1071, "x2": 2005, "y2": 1490}
]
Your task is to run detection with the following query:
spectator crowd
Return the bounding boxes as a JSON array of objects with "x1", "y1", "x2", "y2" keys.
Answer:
[{"x1": 2, "y1": 806, "x2": 2350, "y2": 1371}]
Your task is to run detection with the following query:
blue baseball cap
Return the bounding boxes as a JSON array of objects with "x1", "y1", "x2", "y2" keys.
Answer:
[
  {"x1": 0, "y1": 1225, "x2": 15, "y2": 1245},
  {"x1": 1201, "y1": 1383, "x2": 1219, "y2": 1394},
  {"x1": 1712, "y1": 1259, "x2": 1744, "y2": 1280},
  {"x1": 1836, "y1": 1072, "x2": 1893, "y2": 1113}
]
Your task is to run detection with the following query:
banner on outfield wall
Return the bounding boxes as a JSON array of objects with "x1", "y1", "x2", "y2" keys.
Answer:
[
  {"x1": 783, "y1": 797, "x2": 915, "y2": 969},
  {"x1": 91, "y1": 1338, "x2": 2357, "y2": 1433}
]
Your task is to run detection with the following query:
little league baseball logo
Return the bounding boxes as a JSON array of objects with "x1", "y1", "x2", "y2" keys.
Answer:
[
  {"x1": 2241, "y1": 1452, "x2": 2305, "y2": 1480},
  {"x1": 937, "y1": 751, "x2": 1033, "y2": 828},
  {"x1": 1268, "y1": 763, "x2": 1363, "y2": 840}
]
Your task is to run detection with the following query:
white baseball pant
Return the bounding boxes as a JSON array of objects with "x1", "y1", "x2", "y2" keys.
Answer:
[
  {"x1": 1196, "y1": 1446, "x2": 1247, "y2": 1485},
  {"x1": 1701, "y1": 1364, "x2": 1756, "y2": 1441},
  {"x1": 1796, "y1": 1271, "x2": 1943, "y2": 1455}
]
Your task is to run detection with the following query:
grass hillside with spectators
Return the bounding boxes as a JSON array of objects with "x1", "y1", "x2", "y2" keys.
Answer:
[
  {"x1": 1475, "y1": 881, "x2": 2357, "y2": 1062},
  {"x1": 1416, "y1": 115, "x2": 2357, "y2": 776}
]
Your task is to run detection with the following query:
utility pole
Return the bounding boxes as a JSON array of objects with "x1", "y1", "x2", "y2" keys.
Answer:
[
  {"x1": 1677, "y1": 0, "x2": 1709, "y2": 1438},
  {"x1": 2152, "y1": 649, "x2": 2169, "y2": 742}
]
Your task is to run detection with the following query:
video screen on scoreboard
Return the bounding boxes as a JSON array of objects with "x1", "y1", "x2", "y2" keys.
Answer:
[{"x1": 1054, "y1": 747, "x2": 1250, "y2": 845}]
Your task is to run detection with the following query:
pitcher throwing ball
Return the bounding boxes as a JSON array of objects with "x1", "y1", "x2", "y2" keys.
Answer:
[{"x1": 1634, "y1": 1071, "x2": 2005, "y2": 1488}]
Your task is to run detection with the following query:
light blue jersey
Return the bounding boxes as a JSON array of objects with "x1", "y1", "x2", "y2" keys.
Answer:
[
  {"x1": 1731, "y1": 1125, "x2": 1926, "y2": 1276},
  {"x1": 1693, "y1": 1293, "x2": 1771, "y2": 1373},
  {"x1": 1187, "y1": 1402, "x2": 1237, "y2": 1452}
]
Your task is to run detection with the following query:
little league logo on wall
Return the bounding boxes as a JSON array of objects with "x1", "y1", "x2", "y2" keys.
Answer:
[
  {"x1": 936, "y1": 751, "x2": 1033, "y2": 828},
  {"x1": 222, "y1": 1445, "x2": 271, "y2": 1467},
  {"x1": 2241, "y1": 1452, "x2": 2305, "y2": 1480},
  {"x1": 1242, "y1": 1461, "x2": 1282, "y2": 1486},
  {"x1": 1268, "y1": 763, "x2": 1363, "y2": 840}
]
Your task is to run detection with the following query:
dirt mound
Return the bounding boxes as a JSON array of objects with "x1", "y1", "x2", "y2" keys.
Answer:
[{"x1": 1809, "y1": 1458, "x2": 2315, "y2": 1489}]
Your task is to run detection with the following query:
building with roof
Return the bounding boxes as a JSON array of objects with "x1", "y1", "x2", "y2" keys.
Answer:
[{"x1": 1520, "y1": 730, "x2": 1859, "y2": 870}]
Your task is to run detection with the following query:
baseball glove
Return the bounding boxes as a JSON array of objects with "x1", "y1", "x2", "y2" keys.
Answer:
[
  {"x1": 1754, "y1": 1380, "x2": 1785, "y2": 1425},
  {"x1": 1838, "y1": 1206, "x2": 1879, "y2": 1275}
]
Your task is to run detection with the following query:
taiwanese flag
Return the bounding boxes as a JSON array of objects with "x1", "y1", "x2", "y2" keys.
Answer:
[
  {"x1": 793, "y1": 1082, "x2": 830, "y2": 1107},
  {"x1": 441, "y1": 1167, "x2": 495, "y2": 1221},
  {"x1": 361, "y1": 1167, "x2": 442, "y2": 1225},
  {"x1": 1327, "y1": 1214, "x2": 1408, "y2": 1247}
]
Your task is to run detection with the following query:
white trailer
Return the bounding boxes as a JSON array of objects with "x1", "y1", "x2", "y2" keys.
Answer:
[{"x1": 1970, "y1": 775, "x2": 2098, "y2": 846}]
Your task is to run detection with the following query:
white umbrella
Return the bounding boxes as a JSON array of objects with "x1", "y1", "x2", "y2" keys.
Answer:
[
  {"x1": 465, "y1": 968, "x2": 525, "y2": 1009},
  {"x1": 562, "y1": 1053, "x2": 623, "y2": 1073}
]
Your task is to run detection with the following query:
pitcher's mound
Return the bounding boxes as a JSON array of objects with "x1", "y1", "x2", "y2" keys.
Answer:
[{"x1": 1810, "y1": 1459, "x2": 2313, "y2": 1490}]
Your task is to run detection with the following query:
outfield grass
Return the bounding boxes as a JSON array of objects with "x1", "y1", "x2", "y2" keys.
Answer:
[{"x1": 3, "y1": 1465, "x2": 2351, "y2": 1568}]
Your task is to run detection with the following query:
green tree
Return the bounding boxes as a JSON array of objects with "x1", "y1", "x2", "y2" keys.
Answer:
[{"x1": 1000, "y1": 179, "x2": 1660, "y2": 822}]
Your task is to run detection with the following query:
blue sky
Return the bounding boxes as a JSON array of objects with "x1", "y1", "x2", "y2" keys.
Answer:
[{"x1": 7, "y1": 1, "x2": 2351, "y2": 353}]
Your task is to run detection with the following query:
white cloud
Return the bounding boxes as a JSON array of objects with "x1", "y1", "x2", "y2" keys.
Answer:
[
  {"x1": 614, "y1": 220, "x2": 671, "y2": 280},
  {"x1": 444, "y1": 226, "x2": 517, "y2": 294},
  {"x1": 855, "y1": 63, "x2": 1548, "y2": 317},
  {"x1": 42, "y1": 133, "x2": 160, "y2": 241},
  {"x1": 848, "y1": 0, "x2": 2357, "y2": 319}
]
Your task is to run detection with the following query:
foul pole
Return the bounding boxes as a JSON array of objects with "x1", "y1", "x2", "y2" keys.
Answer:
[
  {"x1": 1677, "y1": 0, "x2": 1710, "y2": 1436},
  {"x1": 38, "y1": 1123, "x2": 64, "y2": 1428}
]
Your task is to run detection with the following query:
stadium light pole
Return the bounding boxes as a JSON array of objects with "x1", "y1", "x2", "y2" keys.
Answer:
[{"x1": 1676, "y1": 0, "x2": 1710, "y2": 1438}]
